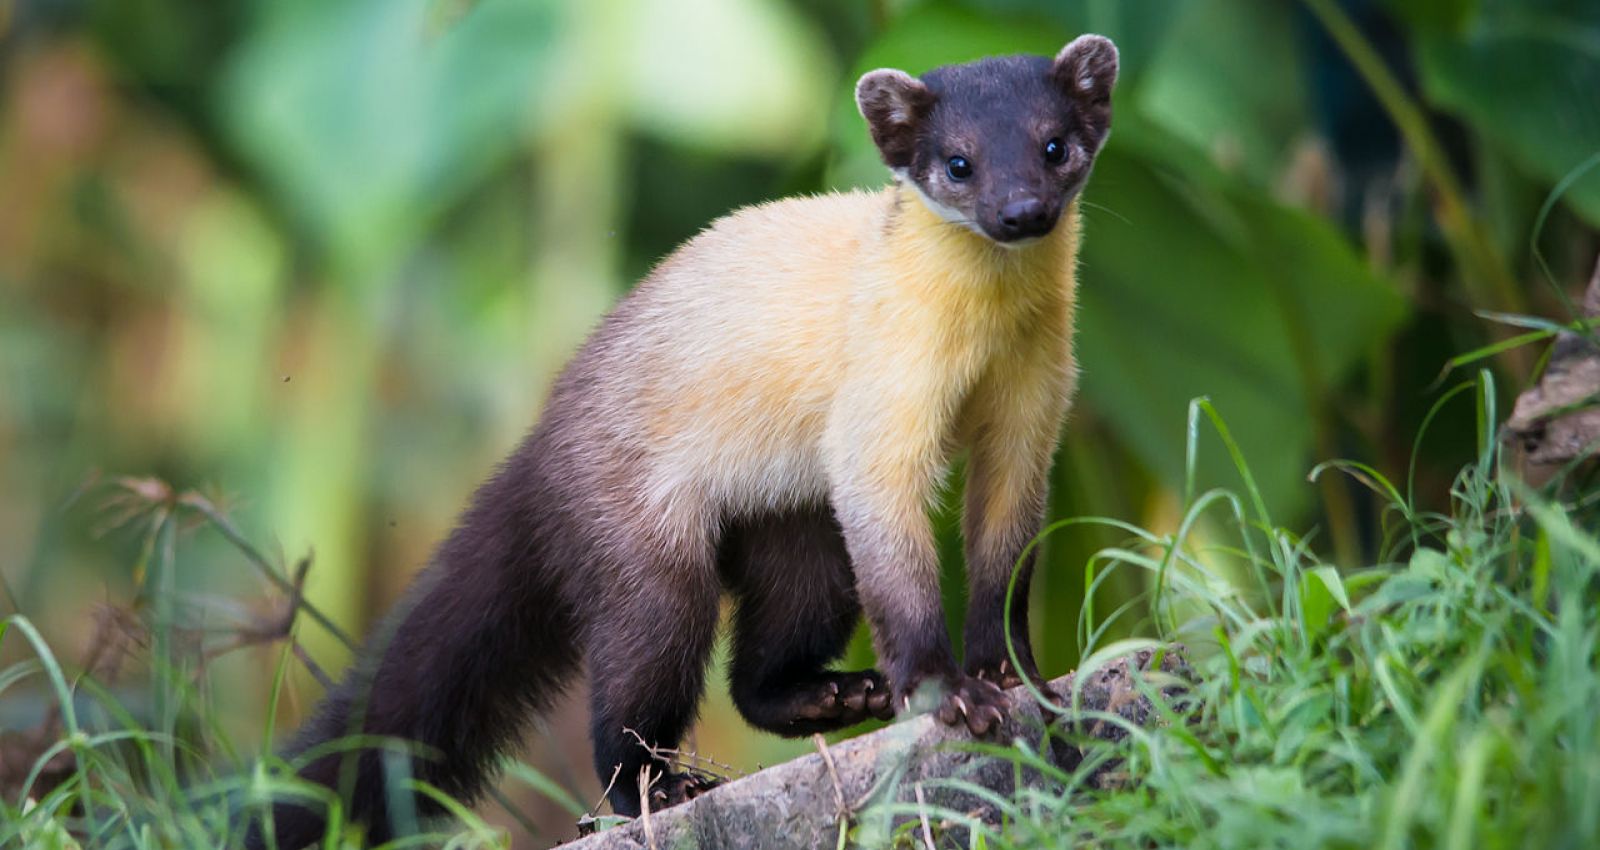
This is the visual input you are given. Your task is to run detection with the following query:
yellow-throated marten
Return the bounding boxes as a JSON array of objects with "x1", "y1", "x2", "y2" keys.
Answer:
[{"x1": 260, "y1": 34, "x2": 1119, "y2": 847}]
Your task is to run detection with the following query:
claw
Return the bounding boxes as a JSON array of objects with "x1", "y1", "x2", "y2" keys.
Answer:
[{"x1": 930, "y1": 676, "x2": 1009, "y2": 738}]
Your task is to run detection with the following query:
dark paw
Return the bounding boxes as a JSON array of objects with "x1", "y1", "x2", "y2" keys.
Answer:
[
  {"x1": 739, "y1": 670, "x2": 896, "y2": 735},
  {"x1": 970, "y1": 659, "x2": 1063, "y2": 713},
  {"x1": 793, "y1": 670, "x2": 895, "y2": 724},
  {"x1": 646, "y1": 771, "x2": 721, "y2": 810},
  {"x1": 933, "y1": 675, "x2": 1007, "y2": 738}
]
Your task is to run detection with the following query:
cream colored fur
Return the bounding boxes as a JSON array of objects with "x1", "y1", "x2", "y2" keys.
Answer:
[{"x1": 600, "y1": 187, "x2": 1079, "y2": 589}]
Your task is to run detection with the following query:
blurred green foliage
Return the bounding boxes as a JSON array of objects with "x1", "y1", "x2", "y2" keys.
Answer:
[{"x1": 1, "y1": 0, "x2": 1597, "y2": 844}]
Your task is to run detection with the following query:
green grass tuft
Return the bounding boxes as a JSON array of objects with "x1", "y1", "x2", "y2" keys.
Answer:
[{"x1": 960, "y1": 381, "x2": 1600, "y2": 849}]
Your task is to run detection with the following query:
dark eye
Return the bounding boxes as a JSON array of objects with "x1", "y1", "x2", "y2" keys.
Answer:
[
  {"x1": 1044, "y1": 138, "x2": 1068, "y2": 164},
  {"x1": 946, "y1": 155, "x2": 973, "y2": 181}
]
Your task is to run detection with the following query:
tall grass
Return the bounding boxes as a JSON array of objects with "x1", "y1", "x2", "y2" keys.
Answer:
[
  {"x1": 4, "y1": 374, "x2": 1596, "y2": 849},
  {"x1": 915, "y1": 377, "x2": 1600, "y2": 849},
  {"x1": 0, "y1": 483, "x2": 548, "y2": 849}
]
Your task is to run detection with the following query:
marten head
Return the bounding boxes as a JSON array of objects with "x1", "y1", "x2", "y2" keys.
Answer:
[{"x1": 856, "y1": 36, "x2": 1118, "y2": 245}]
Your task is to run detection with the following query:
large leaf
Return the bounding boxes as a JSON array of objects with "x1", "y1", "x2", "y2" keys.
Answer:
[
  {"x1": 618, "y1": 0, "x2": 835, "y2": 155},
  {"x1": 1416, "y1": 0, "x2": 1600, "y2": 225},
  {"x1": 1136, "y1": 0, "x2": 1312, "y2": 187},
  {"x1": 960, "y1": 0, "x2": 1184, "y2": 87},
  {"x1": 220, "y1": 0, "x2": 562, "y2": 278},
  {"x1": 1077, "y1": 122, "x2": 1406, "y2": 514}
]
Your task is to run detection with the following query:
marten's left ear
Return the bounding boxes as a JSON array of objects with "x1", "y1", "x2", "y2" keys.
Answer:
[
  {"x1": 1052, "y1": 35, "x2": 1118, "y2": 145},
  {"x1": 856, "y1": 69, "x2": 934, "y2": 170}
]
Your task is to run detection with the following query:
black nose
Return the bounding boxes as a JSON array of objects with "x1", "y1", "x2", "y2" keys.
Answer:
[{"x1": 996, "y1": 197, "x2": 1053, "y2": 240}]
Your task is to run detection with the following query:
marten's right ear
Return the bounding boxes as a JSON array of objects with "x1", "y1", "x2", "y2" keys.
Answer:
[{"x1": 855, "y1": 69, "x2": 933, "y2": 170}]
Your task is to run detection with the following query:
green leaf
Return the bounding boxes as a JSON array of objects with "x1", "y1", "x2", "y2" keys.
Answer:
[
  {"x1": 1301, "y1": 565, "x2": 1352, "y2": 641},
  {"x1": 500, "y1": 760, "x2": 588, "y2": 818},
  {"x1": 618, "y1": 0, "x2": 835, "y2": 154},
  {"x1": 1312, "y1": 566, "x2": 1353, "y2": 611},
  {"x1": 1076, "y1": 123, "x2": 1406, "y2": 515},
  {"x1": 1136, "y1": 0, "x2": 1311, "y2": 186},
  {"x1": 1378, "y1": 0, "x2": 1480, "y2": 33},
  {"x1": 1300, "y1": 573, "x2": 1337, "y2": 642},
  {"x1": 221, "y1": 0, "x2": 563, "y2": 277},
  {"x1": 960, "y1": 0, "x2": 1185, "y2": 86},
  {"x1": 1416, "y1": 1, "x2": 1600, "y2": 225}
]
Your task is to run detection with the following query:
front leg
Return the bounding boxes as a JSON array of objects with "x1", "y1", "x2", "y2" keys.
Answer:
[
  {"x1": 832, "y1": 476, "x2": 1008, "y2": 737},
  {"x1": 827, "y1": 377, "x2": 1005, "y2": 737},
  {"x1": 961, "y1": 352, "x2": 1075, "y2": 695},
  {"x1": 962, "y1": 455, "x2": 1048, "y2": 691}
]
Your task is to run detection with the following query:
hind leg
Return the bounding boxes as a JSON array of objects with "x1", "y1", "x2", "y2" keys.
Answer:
[
  {"x1": 724, "y1": 507, "x2": 895, "y2": 737},
  {"x1": 588, "y1": 539, "x2": 722, "y2": 817}
]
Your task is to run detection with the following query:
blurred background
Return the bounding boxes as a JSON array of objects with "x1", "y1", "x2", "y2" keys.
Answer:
[{"x1": 1, "y1": 0, "x2": 1597, "y2": 844}]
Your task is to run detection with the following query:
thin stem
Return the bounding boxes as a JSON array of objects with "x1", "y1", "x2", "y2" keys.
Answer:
[{"x1": 182, "y1": 496, "x2": 357, "y2": 653}]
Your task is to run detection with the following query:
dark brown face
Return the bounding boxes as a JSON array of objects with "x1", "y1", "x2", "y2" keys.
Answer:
[{"x1": 856, "y1": 36, "x2": 1119, "y2": 244}]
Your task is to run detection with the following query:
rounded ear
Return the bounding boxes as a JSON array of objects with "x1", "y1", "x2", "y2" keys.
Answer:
[
  {"x1": 1051, "y1": 35, "x2": 1118, "y2": 147},
  {"x1": 1052, "y1": 34, "x2": 1119, "y2": 103},
  {"x1": 855, "y1": 69, "x2": 933, "y2": 169}
]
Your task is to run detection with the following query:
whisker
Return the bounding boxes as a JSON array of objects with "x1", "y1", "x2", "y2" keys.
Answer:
[{"x1": 1080, "y1": 200, "x2": 1130, "y2": 226}]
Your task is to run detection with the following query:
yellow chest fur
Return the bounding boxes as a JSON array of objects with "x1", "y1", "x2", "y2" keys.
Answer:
[
  {"x1": 627, "y1": 187, "x2": 1080, "y2": 520},
  {"x1": 856, "y1": 188, "x2": 1079, "y2": 403}
]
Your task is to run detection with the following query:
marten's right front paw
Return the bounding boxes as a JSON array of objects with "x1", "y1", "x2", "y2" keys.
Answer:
[{"x1": 932, "y1": 675, "x2": 1006, "y2": 738}]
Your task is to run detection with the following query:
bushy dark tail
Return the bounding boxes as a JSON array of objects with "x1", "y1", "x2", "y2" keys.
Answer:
[{"x1": 251, "y1": 460, "x2": 581, "y2": 849}]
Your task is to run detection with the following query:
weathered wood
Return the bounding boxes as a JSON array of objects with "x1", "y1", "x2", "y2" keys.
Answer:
[
  {"x1": 560, "y1": 648, "x2": 1193, "y2": 849},
  {"x1": 1506, "y1": 254, "x2": 1600, "y2": 478}
]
